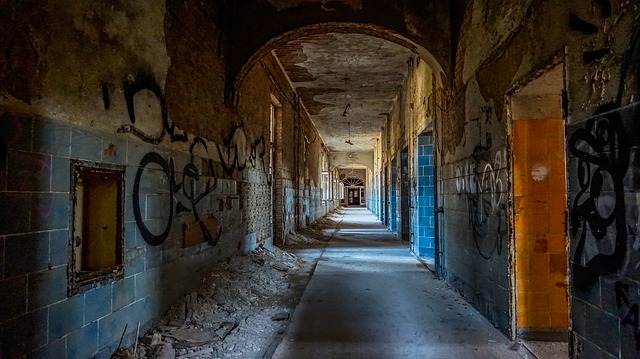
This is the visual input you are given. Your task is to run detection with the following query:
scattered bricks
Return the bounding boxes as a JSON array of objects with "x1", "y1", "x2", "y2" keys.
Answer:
[
  {"x1": 27, "y1": 266, "x2": 66, "y2": 311},
  {"x1": 71, "y1": 129, "x2": 103, "y2": 162},
  {"x1": 0, "y1": 275, "x2": 27, "y2": 322},
  {"x1": 49, "y1": 294, "x2": 84, "y2": 340},
  {"x1": 4, "y1": 232, "x2": 49, "y2": 277},
  {"x1": 85, "y1": 284, "x2": 112, "y2": 324}
]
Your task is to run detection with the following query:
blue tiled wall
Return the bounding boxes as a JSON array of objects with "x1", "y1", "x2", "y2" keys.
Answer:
[
  {"x1": 415, "y1": 134, "x2": 435, "y2": 257},
  {"x1": 0, "y1": 113, "x2": 245, "y2": 357}
]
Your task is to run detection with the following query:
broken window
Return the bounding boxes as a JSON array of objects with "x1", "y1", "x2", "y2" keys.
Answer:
[
  {"x1": 321, "y1": 172, "x2": 331, "y2": 200},
  {"x1": 70, "y1": 161, "x2": 125, "y2": 294},
  {"x1": 321, "y1": 153, "x2": 331, "y2": 200}
]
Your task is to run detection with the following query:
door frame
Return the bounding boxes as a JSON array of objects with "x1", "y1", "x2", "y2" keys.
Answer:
[{"x1": 506, "y1": 54, "x2": 569, "y2": 340}]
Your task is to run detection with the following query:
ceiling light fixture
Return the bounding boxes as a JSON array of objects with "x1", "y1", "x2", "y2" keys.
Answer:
[
  {"x1": 345, "y1": 121, "x2": 354, "y2": 146},
  {"x1": 341, "y1": 103, "x2": 351, "y2": 117}
]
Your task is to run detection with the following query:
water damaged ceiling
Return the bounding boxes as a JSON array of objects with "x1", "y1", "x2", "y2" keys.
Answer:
[{"x1": 274, "y1": 33, "x2": 415, "y2": 157}]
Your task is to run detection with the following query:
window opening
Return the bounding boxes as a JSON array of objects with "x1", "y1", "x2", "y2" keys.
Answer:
[
  {"x1": 322, "y1": 172, "x2": 331, "y2": 200},
  {"x1": 70, "y1": 161, "x2": 125, "y2": 294}
]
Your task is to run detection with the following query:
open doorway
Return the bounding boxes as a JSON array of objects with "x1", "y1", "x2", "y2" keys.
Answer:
[
  {"x1": 390, "y1": 158, "x2": 398, "y2": 233},
  {"x1": 400, "y1": 148, "x2": 410, "y2": 242},
  {"x1": 343, "y1": 177, "x2": 365, "y2": 206},
  {"x1": 510, "y1": 63, "x2": 569, "y2": 342},
  {"x1": 270, "y1": 96, "x2": 283, "y2": 246},
  {"x1": 412, "y1": 132, "x2": 435, "y2": 257}
]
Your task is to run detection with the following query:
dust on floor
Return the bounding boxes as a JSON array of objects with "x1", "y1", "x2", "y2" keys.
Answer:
[{"x1": 114, "y1": 233, "x2": 327, "y2": 359}]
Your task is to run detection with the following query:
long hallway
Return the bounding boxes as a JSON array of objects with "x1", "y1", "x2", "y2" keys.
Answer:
[{"x1": 272, "y1": 208, "x2": 522, "y2": 359}]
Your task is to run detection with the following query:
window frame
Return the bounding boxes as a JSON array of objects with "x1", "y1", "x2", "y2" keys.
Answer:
[
  {"x1": 321, "y1": 171, "x2": 331, "y2": 201},
  {"x1": 69, "y1": 160, "x2": 125, "y2": 295}
]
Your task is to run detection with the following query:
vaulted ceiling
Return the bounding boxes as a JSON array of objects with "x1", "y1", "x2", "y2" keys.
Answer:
[{"x1": 274, "y1": 33, "x2": 415, "y2": 156}]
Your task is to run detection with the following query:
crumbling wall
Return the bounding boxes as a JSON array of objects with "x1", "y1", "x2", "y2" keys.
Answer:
[
  {"x1": 381, "y1": 55, "x2": 434, "y2": 239},
  {"x1": 255, "y1": 56, "x2": 333, "y2": 243},
  {"x1": 443, "y1": 0, "x2": 640, "y2": 352},
  {"x1": 0, "y1": 1, "x2": 334, "y2": 357},
  {"x1": 229, "y1": 0, "x2": 451, "y2": 104},
  {"x1": 563, "y1": 2, "x2": 640, "y2": 355},
  {"x1": 442, "y1": 0, "x2": 565, "y2": 337}
]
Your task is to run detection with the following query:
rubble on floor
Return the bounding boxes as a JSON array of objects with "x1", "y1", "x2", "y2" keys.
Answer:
[
  {"x1": 282, "y1": 229, "x2": 329, "y2": 249},
  {"x1": 309, "y1": 209, "x2": 342, "y2": 231},
  {"x1": 114, "y1": 245, "x2": 309, "y2": 359}
]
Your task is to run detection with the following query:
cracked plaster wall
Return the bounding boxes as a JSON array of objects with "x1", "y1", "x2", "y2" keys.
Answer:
[
  {"x1": 0, "y1": 1, "x2": 336, "y2": 357},
  {"x1": 441, "y1": 0, "x2": 640, "y2": 353}
]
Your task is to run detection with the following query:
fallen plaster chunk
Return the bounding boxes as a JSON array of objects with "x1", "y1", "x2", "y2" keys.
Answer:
[
  {"x1": 165, "y1": 328, "x2": 220, "y2": 346},
  {"x1": 118, "y1": 221, "x2": 332, "y2": 358},
  {"x1": 176, "y1": 347, "x2": 214, "y2": 358}
]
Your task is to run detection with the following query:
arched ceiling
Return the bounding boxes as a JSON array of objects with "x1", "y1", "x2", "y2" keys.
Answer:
[{"x1": 274, "y1": 33, "x2": 414, "y2": 154}]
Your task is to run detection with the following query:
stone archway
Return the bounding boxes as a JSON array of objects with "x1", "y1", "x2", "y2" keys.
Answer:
[{"x1": 227, "y1": 0, "x2": 451, "y2": 104}]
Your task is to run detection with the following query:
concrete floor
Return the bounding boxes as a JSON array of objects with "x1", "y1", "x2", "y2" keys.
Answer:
[{"x1": 271, "y1": 208, "x2": 523, "y2": 359}]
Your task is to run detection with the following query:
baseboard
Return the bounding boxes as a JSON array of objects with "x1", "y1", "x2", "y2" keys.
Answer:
[{"x1": 518, "y1": 327, "x2": 569, "y2": 342}]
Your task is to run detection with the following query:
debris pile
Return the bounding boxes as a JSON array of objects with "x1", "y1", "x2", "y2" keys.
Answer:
[
  {"x1": 309, "y1": 208, "x2": 342, "y2": 231},
  {"x1": 283, "y1": 230, "x2": 327, "y2": 249},
  {"x1": 115, "y1": 246, "x2": 305, "y2": 359}
]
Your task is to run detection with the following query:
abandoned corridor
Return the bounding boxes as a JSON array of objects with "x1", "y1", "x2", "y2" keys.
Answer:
[{"x1": 272, "y1": 208, "x2": 521, "y2": 359}]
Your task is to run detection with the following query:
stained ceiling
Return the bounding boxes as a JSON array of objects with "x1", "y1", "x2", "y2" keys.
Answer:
[{"x1": 274, "y1": 33, "x2": 415, "y2": 155}]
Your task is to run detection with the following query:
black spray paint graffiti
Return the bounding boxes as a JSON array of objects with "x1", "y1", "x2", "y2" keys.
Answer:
[
  {"x1": 116, "y1": 71, "x2": 188, "y2": 144},
  {"x1": 569, "y1": 0, "x2": 612, "y2": 64},
  {"x1": 616, "y1": 281, "x2": 640, "y2": 351},
  {"x1": 569, "y1": 110, "x2": 630, "y2": 290},
  {"x1": 570, "y1": 0, "x2": 640, "y2": 104},
  {"x1": 455, "y1": 149, "x2": 507, "y2": 259},
  {"x1": 109, "y1": 71, "x2": 272, "y2": 246},
  {"x1": 455, "y1": 103, "x2": 506, "y2": 260},
  {"x1": 568, "y1": 8, "x2": 640, "y2": 290},
  {"x1": 460, "y1": 106, "x2": 493, "y2": 152},
  {"x1": 108, "y1": 71, "x2": 220, "y2": 246},
  {"x1": 132, "y1": 139, "x2": 222, "y2": 246},
  {"x1": 216, "y1": 127, "x2": 270, "y2": 183}
]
